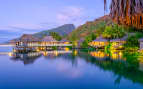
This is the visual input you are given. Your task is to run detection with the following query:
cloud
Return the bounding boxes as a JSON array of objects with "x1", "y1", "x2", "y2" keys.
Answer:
[
  {"x1": 0, "y1": 6, "x2": 93, "y2": 34},
  {"x1": 56, "y1": 6, "x2": 87, "y2": 26},
  {"x1": 9, "y1": 24, "x2": 43, "y2": 30},
  {"x1": 0, "y1": 23, "x2": 47, "y2": 34}
]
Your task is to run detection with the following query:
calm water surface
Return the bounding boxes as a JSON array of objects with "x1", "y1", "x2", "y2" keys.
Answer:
[{"x1": 0, "y1": 47, "x2": 143, "y2": 89}]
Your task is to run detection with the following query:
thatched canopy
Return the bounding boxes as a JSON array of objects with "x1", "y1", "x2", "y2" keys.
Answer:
[
  {"x1": 42, "y1": 36, "x2": 57, "y2": 42},
  {"x1": 93, "y1": 37, "x2": 108, "y2": 42},
  {"x1": 61, "y1": 38, "x2": 68, "y2": 42},
  {"x1": 19, "y1": 34, "x2": 40, "y2": 42},
  {"x1": 110, "y1": 35, "x2": 128, "y2": 42}
]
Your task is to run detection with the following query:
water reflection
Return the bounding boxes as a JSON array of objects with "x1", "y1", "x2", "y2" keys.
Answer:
[
  {"x1": 89, "y1": 50, "x2": 125, "y2": 60},
  {"x1": 1, "y1": 49, "x2": 143, "y2": 86},
  {"x1": 87, "y1": 50, "x2": 143, "y2": 85},
  {"x1": 10, "y1": 52, "x2": 42, "y2": 65},
  {"x1": 10, "y1": 50, "x2": 74, "y2": 65}
]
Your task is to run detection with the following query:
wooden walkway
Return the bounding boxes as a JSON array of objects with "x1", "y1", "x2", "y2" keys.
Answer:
[{"x1": 19, "y1": 44, "x2": 72, "y2": 47}]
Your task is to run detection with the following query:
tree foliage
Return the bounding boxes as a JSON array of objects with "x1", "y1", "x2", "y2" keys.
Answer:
[
  {"x1": 124, "y1": 35, "x2": 139, "y2": 49},
  {"x1": 81, "y1": 33, "x2": 96, "y2": 48},
  {"x1": 102, "y1": 24, "x2": 125, "y2": 39},
  {"x1": 49, "y1": 32, "x2": 62, "y2": 41}
]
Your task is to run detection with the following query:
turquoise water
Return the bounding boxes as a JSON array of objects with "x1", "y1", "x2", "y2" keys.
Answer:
[{"x1": 0, "y1": 47, "x2": 143, "y2": 89}]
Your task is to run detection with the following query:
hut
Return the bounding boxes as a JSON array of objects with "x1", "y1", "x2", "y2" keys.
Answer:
[
  {"x1": 139, "y1": 38, "x2": 143, "y2": 50},
  {"x1": 110, "y1": 36, "x2": 127, "y2": 50},
  {"x1": 40, "y1": 36, "x2": 58, "y2": 50},
  {"x1": 88, "y1": 36, "x2": 109, "y2": 48},
  {"x1": 42, "y1": 36, "x2": 57, "y2": 45},
  {"x1": 16, "y1": 34, "x2": 40, "y2": 47},
  {"x1": 13, "y1": 34, "x2": 40, "y2": 52},
  {"x1": 42, "y1": 36, "x2": 57, "y2": 42}
]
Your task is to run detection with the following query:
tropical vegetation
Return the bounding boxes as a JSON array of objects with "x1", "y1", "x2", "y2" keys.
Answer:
[
  {"x1": 102, "y1": 24, "x2": 125, "y2": 39},
  {"x1": 49, "y1": 32, "x2": 62, "y2": 41}
]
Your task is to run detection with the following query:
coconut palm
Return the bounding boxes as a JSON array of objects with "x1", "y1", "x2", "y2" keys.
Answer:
[{"x1": 104, "y1": 0, "x2": 143, "y2": 29}]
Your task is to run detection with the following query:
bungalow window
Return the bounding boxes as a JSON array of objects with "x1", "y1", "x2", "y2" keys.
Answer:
[{"x1": 20, "y1": 42, "x2": 23, "y2": 46}]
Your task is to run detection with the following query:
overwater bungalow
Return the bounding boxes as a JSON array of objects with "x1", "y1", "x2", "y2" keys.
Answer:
[
  {"x1": 16, "y1": 34, "x2": 40, "y2": 47},
  {"x1": 139, "y1": 38, "x2": 143, "y2": 50},
  {"x1": 89, "y1": 37, "x2": 109, "y2": 49},
  {"x1": 110, "y1": 36, "x2": 128, "y2": 50},
  {"x1": 14, "y1": 34, "x2": 40, "y2": 52},
  {"x1": 14, "y1": 34, "x2": 72, "y2": 52},
  {"x1": 41, "y1": 36, "x2": 57, "y2": 46},
  {"x1": 41, "y1": 36, "x2": 71, "y2": 47},
  {"x1": 110, "y1": 38, "x2": 127, "y2": 50}
]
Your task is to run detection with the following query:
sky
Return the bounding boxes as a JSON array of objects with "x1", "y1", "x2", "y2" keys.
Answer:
[{"x1": 0, "y1": 0, "x2": 110, "y2": 42}]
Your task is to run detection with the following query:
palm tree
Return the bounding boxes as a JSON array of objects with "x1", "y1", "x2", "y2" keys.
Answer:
[{"x1": 104, "y1": 0, "x2": 143, "y2": 29}]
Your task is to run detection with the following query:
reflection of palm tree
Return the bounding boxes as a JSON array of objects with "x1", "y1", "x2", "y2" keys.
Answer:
[{"x1": 114, "y1": 75, "x2": 122, "y2": 85}]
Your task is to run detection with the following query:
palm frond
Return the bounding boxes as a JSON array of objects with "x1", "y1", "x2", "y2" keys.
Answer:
[{"x1": 105, "y1": 0, "x2": 143, "y2": 29}]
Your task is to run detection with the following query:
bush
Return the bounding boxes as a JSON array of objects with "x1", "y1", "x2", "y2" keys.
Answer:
[
  {"x1": 103, "y1": 24, "x2": 126, "y2": 39},
  {"x1": 135, "y1": 32, "x2": 143, "y2": 39},
  {"x1": 124, "y1": 35, "x2": 139, "y2": 48},
  {"x1": 81, "y1": 33, "x2": 96, "y2": 48}
]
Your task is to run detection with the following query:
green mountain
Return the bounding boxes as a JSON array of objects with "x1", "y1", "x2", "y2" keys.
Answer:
[
  {"x1": 67, "y1": 15, "x2": 113, "y2": 41},
  {"x1": 33, "y1": 24, "x2": 75, "y2": 38}
]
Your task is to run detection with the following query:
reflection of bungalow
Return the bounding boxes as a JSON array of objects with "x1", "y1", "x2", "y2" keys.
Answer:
[
  {"x1": 139, "y1": 38, "x2": 143, "y2": 50},
  {"x1": 110, "y1": 36, "x2": 127, "y2": 50},
  {"x1": 11, "y1": 52, "x2": 41, "y2": 65},
  {"x1": 110, "y1": 50, "x2": 124, "y2": 60},
  {"x1": 138, "y1": 56, "x2": 143, "y2": 71},
  {"x1": 89, "y1": 37, "x2": 109, "y2": 48},
  {"x1": 90, "y1": 51, "x2": 108, "y2": 60}
]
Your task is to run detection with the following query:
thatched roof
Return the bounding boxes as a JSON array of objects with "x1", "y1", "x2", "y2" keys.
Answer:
[
  {"x1": 61, "y1": 38, "x2": 68, "y2": 42},
  {"x1": 93, "y1": 36, "x2": 108, "y2": 42},
  {"x1": 42, "y1": 36, "x2": 57, "y2": 42},
  {"x1": 19, "y1": 34, "x2": 40, "y2": 42}
]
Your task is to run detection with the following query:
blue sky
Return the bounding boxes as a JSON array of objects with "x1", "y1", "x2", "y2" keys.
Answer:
[{"x1": 0, "y1": 0, "x2": 110, "y2": 42}]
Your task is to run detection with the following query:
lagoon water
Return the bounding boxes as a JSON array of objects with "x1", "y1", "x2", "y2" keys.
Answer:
[{"x1": 0, "y1": 47, "x2": 143, "y2": 89}]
